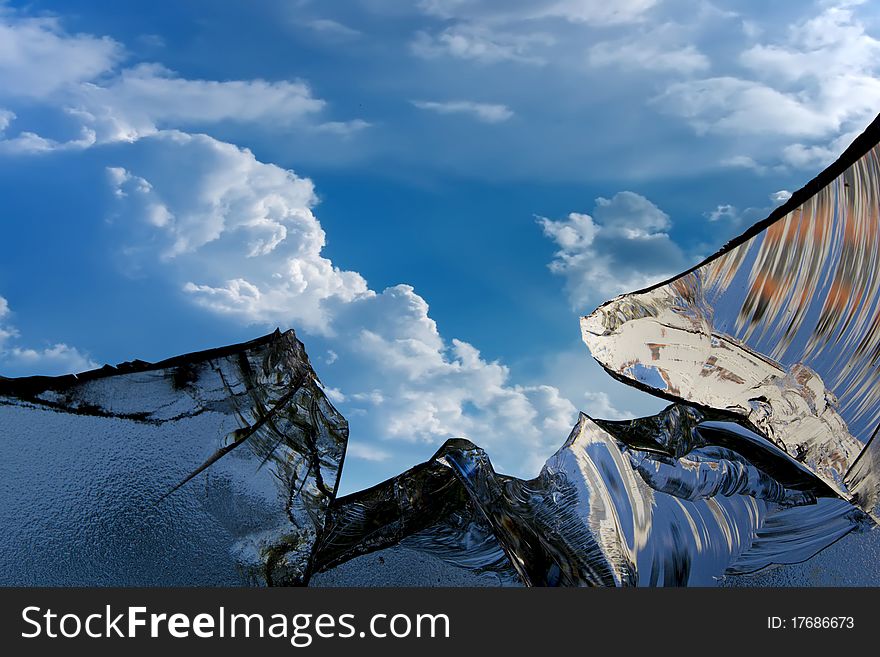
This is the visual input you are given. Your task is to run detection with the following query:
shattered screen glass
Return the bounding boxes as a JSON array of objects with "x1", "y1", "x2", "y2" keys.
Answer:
[{"x1": 4, "y1": 117, "x2": 880, "y2": 587}]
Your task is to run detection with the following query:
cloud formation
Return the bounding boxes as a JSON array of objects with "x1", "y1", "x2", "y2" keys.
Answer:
[
  {"x1": 417, "y1": 0, "x2": 658, "y2": 26},
  {"x1": 589, "y1": 40, "x2": 708, "y2": 74},
  {"x1": 411, "y1": 25, "x2": 552, "y2": 64},
  {"x1": 106, "y1": 131, "x2": 370, "y2": 334},
  {"x1": 411, "y1": 99, "x2": 513, "y2": 123},
  {"x1": 654, "y1": 2, "x2": 880, "y2": 170},
  {"x1": 539, "y1": 191, "x2": 689, "y2": 310},
  {"x1": 0, "y1": 14, "x2": 361, "y2": 153},
  {"x1": 588, "y1": 22, "x2": 710, "y2": 74},
  {"x1": 0, "y1": 296, "x2": 97, "y2": 376},
  {"x1": 704, "y1": 189, "x2": 793, "y2": 230},
  {"x1": 0, "y1": 14, "x2": 121, "y2": 98},
  {"x1": 411, "y1": 0, "x2": 659, "y2": 69}
]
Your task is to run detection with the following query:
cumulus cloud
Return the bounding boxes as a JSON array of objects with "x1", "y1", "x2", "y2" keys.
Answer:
[
  {"x1": 106, "y1": 131, "x2": 578, "y2": 479},
  {"x1": 539, "y1": 191, "x2": 689, "y2": 310},
  {"x1": 333, "y1": 285, "x2": 579, "y2": 473},
  {"x1": 0, "y1": 296, "x2": 97, "y2": 376},
  {"x1": 411, "y1": 99, "x2": 513, "y2": 123},
  {"x1": 583, "y1": 391, "x2": 631, "y2": 420},
  {"x1": 106, "y1": 131, "x2": 371, "y2": 334},
  {"x1": 654, "y1": 2, "x2": 880, "y2": 169}
]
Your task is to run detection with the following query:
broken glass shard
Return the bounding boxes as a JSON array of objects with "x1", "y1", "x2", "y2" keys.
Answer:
[
  {"x1": 0, "y1": 329, "x2": 347, "y2": 585},
  {"x1": 582, "y1": 116, "x2": 880, "y2": 521},
  {"x1": 311, "y1": 405, "x2": 870, "y2": 586}
]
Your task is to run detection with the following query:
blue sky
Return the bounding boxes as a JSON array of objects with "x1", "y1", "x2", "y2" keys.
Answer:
[{"x1": 1, "y1": 0, "x2": 879, "y2": 493}]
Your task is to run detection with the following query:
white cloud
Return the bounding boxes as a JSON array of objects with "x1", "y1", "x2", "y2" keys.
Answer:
[
  {"x1": 106, "y1": 131, "x2": 371, "y2": 334},
  {"x1": 411, "y1": 0, "x2": 658, "y2": 69},
  {"x1": 780, "y1": 128, "x2": 863, "y2": 169},
  {"x1": 655, "y1": 76, "x2": 837, "y2": 137},
  {"x1": 706, "y1": 203, "x2": 737, "y2": 223},
  {"x1": 80, "y1": 64, "x2": 325, "y2": 138},
  {"x1": 35, "y1": 64, "x2": 326, "y2": 147},
  {"x1": 0, "y1": 109, "x2": 14, "y2": 132},
  {"x1": 417, "y1": 0, "x2": 658, "y2": 26},
  {"x1": 738, "y1": 5, "x2": 880, "y2": 86},
  {"x1": 0, "y1": 15, "x2": 121, "y2": 99},
  {"x1": 0, "y1": 295, "x2": 97, "y2": 376},
  {"x1": 0, "y1": 14, "x2": 363, "y2": 153},
  {"x1": 137, "y1": 33, "x2": 166, "y2": 49},
  {"x1": 0, "y1": 296, "x2": 12, "y2": 345},
  {"x1": 589, "y1": 38, "x2": 709, "y2": 74},
  {"x1": 411, "y1": 99, "x2": 513, "y2": 123},
  {"x1": 539, "y1": 191, "x2": 689, "y2": 309},
  {"x1": 105, "y1": 131, "x2": 578, "y2": 479},
  {"x1": 770, "y1": 189, "x2": 793, "y2": 203},
  {"x1": 334, "y1": 291, "x2": 579, "y2": 472},
  {"x1": 304, "y1": 19, "x2": 361, "y2": 39},
  {"x1": 3, "y1": 344, "x2": 97, "y2": 375},
  {"x1": 347, "y1": 443, "x2": 392, "y2": 462},
  {"x1": 313, "y1": 119, "x2": 372, "y2": 136},
  {"x1": 0, "y1": 122, "x2": 96, "y2": 154},
  {"x1": 703, "y1": 190, "x2": 793, "y2": 228},
  {"x1": 322, "y1": 386, "x2": 347, "y2": 404},
  {"x1": 411, "y1": 25, "x2": 551, "y2": 64},
  {"x1": 583, "y1": 391, "x2": 631, "y2": 420},
  {"x1": 0, "y1": 103, "x2": 98, "y2": 155},
  {"x1": 654, "y1": 2, "x2": 880, "y2": 169},
  {"x1": 720, "y1": 154, "x2": 768, "y2": 173}
]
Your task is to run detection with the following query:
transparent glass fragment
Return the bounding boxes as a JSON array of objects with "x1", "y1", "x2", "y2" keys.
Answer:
[
  {"x1": 0, "y1": 330, "x2": 347, "y2": 585},
  {"x1": 582, "y1": 118, "x2": 880, "y2": 520},
  {"x1": 313, "y1": 408, "x2": 868, "y2": 586}
]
